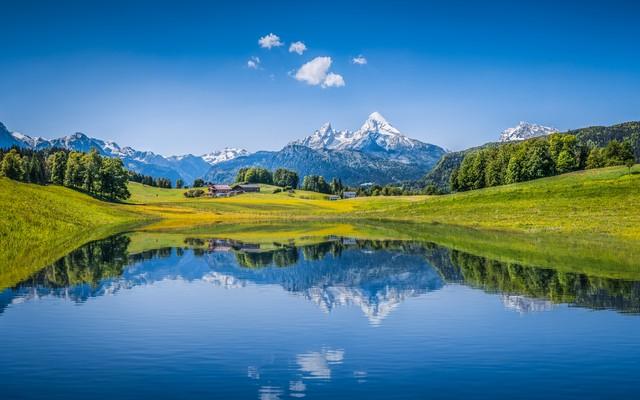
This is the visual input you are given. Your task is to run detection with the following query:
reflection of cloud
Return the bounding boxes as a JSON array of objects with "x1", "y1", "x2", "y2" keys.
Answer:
[
  {"x1": 353, "y1": 370, "x2": 368, "y2": 383},
  {"x1": 501, "y1": 295, "x2": 554, "y2": 314},
  {"x1": 247, "y1": 366, "x2": 260, "y2": 379},
  {"x1": 296, "y1": 348, "x2": 344, "y2": 379},
  {"x1": 259, "y1": 386, "x2": 283, "y2": 400},
  {"x1": 289, "y1": 380, "x2": 306, "y2": 398}
]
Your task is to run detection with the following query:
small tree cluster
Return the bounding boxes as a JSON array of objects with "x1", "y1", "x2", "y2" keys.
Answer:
[
  {"x1": 273, "y1": 168, "x2": 299, "y2": 188},
  {"x1": 301, "y1": 175, "x2": 332, "y2": 194},
  {"x1": 235, "y1": 167, "x2": 273, "y2": 184},
  {"x1": 183, "y1": 188, "x2": 205, "y2": 198},
  {"x1": 585, "y1": 140, "x2": 635, "y2": 171}
]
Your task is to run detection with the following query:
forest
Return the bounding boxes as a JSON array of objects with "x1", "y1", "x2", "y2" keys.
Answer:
[{"x1": 0, "y1": 147, "x2": 131, "y2": 201}]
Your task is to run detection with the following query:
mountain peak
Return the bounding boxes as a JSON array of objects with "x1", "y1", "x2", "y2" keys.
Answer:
[
  {"x1": 368, "y1": 111, "x2": 387, "y2": 122},
  {"x1": 359, "y1": 112, "x2": 401, "y2": 136},
  {"x1": 70, "y1": 132, "x2": 89, "y2": 139},
  {"x1": 318, "y1": 122, "x2": 333, "y2": 134},
  {"x1": 500, "y1": 121, "x2": 559, "y2": 142}
]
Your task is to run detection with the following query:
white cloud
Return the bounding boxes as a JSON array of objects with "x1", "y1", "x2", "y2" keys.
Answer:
[
  {"x1": 322, "y1": 72, "x2": 345, "y2": 88},
  {"x1": 294, "y1": 56, "x2": 345, "y2": 88},
  {"x1": 352, "y1": 55, "x2": 367, "y2": 65},
  {"x1": 247, "y1": 56, "x2": 261, "y2": 69},
  {"x1": 294, "y1": 56, "x2": 332, "y2": 85},
  {"x1": 288, "y1": 41, "x2": 307, "y2": 55},
  {"x1": 258, "y1": 33, "x2": 283, "y2": 49}
]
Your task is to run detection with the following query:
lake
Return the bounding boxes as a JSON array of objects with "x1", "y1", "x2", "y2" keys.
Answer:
[{"x1": 1, "y1": 232, "x2": 639, "y2": 399}]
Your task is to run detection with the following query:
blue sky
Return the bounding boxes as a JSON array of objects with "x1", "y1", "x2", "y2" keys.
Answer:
[{"x1": 1, "y1": 0, "x2": 639, "y2": 155}]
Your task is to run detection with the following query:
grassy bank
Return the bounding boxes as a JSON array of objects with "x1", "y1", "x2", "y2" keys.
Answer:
[{"x1": 0, "y1": 178, "x2": 152, "y2": 287}]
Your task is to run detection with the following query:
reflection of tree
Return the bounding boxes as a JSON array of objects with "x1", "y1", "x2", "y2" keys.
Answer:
[
  {"x1": 448, "y1": 250, "x2": 640, "y2": 313},
  {"x1": 234, "y1": 246, "x2": 299, "y2": 268},
  {"x1": 26, "y1": 234, "x2": 131, "y2": 287}
]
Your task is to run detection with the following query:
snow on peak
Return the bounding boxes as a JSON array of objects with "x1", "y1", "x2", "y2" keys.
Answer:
[
  {"x1": 499, "y1": 121, "x2": 559, "y2": 142},
  {"x1": 201, "y1": 147, "x2": 248, "y2": 165},
  {"x1": 358, "y1": 111, "x2": 402, "y2": 136},
  {"x1": 292, "y1": 112, "x2": 419, "y2": 153}
]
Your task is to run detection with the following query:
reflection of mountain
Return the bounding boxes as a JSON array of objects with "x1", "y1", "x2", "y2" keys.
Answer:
[
  {"x1": 203, "y1": 242, "x2": 445, "y2": 325},
  {"x1": 2, "y1": 234, "x2": 640, "y2": 319},
  {"x1": 501, "y1": 295, "x2": 554, "y2": 314}
]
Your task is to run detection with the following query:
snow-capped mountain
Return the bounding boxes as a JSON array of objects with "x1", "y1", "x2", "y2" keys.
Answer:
[
  {"x1": 499, "y1": 121, "x2": 559, "y2": 142},
  {"x1": 292, "y1": 122, "x2": 353, "y2": 150},
  {"x1": 0, "y1": 122, "x2": 248, "y2": 184},
  {"x1": 205, "y1": 112, "x2": 446, "y2": 185},
  {"x1": 201, "y1": 148, "x2": 249, "y2": 165},
  {"x1": 293, "y1": 112, "x2": 423, "y2": 153}
]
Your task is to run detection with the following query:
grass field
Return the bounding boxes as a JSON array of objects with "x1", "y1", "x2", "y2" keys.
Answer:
[{"x1": 1, "y1": 165, "x2": 639, "y2": 288}]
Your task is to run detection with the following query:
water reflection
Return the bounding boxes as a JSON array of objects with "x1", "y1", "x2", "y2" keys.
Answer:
[{"x1": 1, "y1": 234, "x2": 639, "y2": 320}]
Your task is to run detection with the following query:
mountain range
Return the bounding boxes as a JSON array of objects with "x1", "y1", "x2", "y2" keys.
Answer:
[
  {"x1": 2, "y1": 115, "x2": 571, "y2": 187},
  {"x1": 0, "y1": 113, "x2": 446, "y2": 186},
  {"x1": 0, "y1": 121, "x2": 247, "y2": 185}
]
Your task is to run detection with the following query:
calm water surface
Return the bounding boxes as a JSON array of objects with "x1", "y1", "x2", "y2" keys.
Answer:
[{"x1": 1, "y1": 235, "x2": 639, "y2": 399}]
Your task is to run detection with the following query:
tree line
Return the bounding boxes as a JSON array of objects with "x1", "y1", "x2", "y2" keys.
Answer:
[
  {"x1": 0, "y1": 147, "x2": 130, "y2": 201},
  {"x1": 450, "y1": 134, "x2": 635, "y2": 192},
  {"x1": 235, "y1": 167, "x2": 300, "y2": 188},
  {"x1": 128, "y1": 171, "x2": 176, "y2": 188}
]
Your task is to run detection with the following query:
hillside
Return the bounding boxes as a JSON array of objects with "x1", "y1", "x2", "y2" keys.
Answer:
[
  {"x1": 379, "y1": 166, "x2": 640, "y2": 241},
  {"x1": 0, "y1": 178, "x2": 150, "y2": 286},
  {"x1": 421, "y1": 121, "x2": 640, "y2": 192}
]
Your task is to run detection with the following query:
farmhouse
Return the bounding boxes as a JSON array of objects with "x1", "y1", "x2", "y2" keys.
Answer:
[
  {"x1": 232, "y1": 184, "x2": 261, "y2": 193},
  {"x1": 343, "y1": 191, "x2": 357, "y2": 199},
  {"x1": 208, "y1": 184, "x2": 232, "y2": 197},
  {"x1": 327, "y1": 195, "x2": 340, "y2": 201}
]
